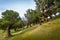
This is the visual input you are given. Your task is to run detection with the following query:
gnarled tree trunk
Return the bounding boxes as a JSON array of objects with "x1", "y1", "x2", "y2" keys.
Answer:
[{"x1": 6, "y1": 25, "x2": 11, "y2": 37}]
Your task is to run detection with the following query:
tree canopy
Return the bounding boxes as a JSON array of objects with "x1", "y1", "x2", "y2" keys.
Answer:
[{"x1": 0, "y1": 10, "x2": 23, "y2": 37}]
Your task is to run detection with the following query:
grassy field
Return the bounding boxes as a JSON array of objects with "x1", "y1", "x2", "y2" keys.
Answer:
[{"x1": 0, "y1": 18, "x2": 60, "y2": 40}]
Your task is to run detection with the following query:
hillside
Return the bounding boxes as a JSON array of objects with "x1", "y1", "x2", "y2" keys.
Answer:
[{"x1": 8, "y1": 18, "x2": 60, "y2": 40}]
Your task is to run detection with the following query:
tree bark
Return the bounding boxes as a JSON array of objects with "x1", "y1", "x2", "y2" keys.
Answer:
[
  {"x1": 14, "y1": 27, "x2": 17, "y2": 32},
  {"x1": 6, "y1": 25, "x2": 11, "y2": 37}
]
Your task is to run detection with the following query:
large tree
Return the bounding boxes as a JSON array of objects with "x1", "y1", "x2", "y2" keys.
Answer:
[
  {"x1": 1, "y1": 10, "x2": 21, "y2": 37},
  {"x1": 25, "y1": 9, "x2": 40, "y2": 27},
  {"x1": 34, "y1": 0, "x2": 59, "y2": 20}
]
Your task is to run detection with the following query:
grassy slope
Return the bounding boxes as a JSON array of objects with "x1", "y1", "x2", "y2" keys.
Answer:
[{"x1": 8, "y1": 18, "x2": 60, "y2": 40}]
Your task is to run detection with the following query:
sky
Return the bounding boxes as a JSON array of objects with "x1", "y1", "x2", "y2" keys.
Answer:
[{"x1": 0, "y1": 0, "x2": 35, "y2": 18}]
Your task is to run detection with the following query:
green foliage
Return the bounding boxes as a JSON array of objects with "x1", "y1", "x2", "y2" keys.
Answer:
[
  {"x1": 0, "y1": 10, "x2": 24, "y2": 30},
  {"x1": 2, "y1": 10, "x2": 19, "y2": 21},
  {"x1": 25, "y1": 9, "x2": 40, "y2": 25},
  {"x1": 54, "y1": 0, "x2": 60, "y2": 8},
  {"x1": 24, "y1": 0, "x2": 60, "y2": 25},
  {"x1": 13, "y1": 20, "x2": 24, "y2": 29},
  {"x1": 0, "y1": 20, "x2": 9, "y2": 30}
]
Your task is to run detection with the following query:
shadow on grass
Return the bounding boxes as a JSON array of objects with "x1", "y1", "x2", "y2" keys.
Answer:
[
  {"x1": 9, "y1": 25, "x2": 39, "y2": 38},
  {"x1": 15, "y1": 26, "x2": 38, "y2": 35},
  {"x1": 3, "y1": 25, "x2": 39, "y2": 40}
]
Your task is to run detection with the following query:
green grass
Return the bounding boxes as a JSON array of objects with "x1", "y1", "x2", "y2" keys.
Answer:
[
  {"x1": 0, "y1": 30, "x2": 6, "y2": 40},
  {"x1": 8, "y1": 18, "x2": 60, "y2": 40},
  {"x1": 0, "y1": 18, "x2": 60, "y2": 40}
]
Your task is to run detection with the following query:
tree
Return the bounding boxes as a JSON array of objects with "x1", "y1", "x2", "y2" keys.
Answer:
[
  {"x1": 25, "y1": 9, "x2": 32, "y2": 27},
  {"x1": 1, "y1": 10, "x2": 21, "y2": 37},
  {"x1": 34, "y1": 0, "x2": 58, "y2": 21},
  {"x1": 25, "y1": 9, "x2": 40, "y2": 27}
]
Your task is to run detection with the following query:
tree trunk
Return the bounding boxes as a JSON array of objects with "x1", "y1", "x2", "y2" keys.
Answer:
[
  {"x1": 6, "y1": 25, "x2": 11, "y2": 37},
  {"x1": 27, "y1": 23, "x2": 29, "y2": 28},
  {"x1": 14, "y1": 28, "x2": 17, "y2": 32}
]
